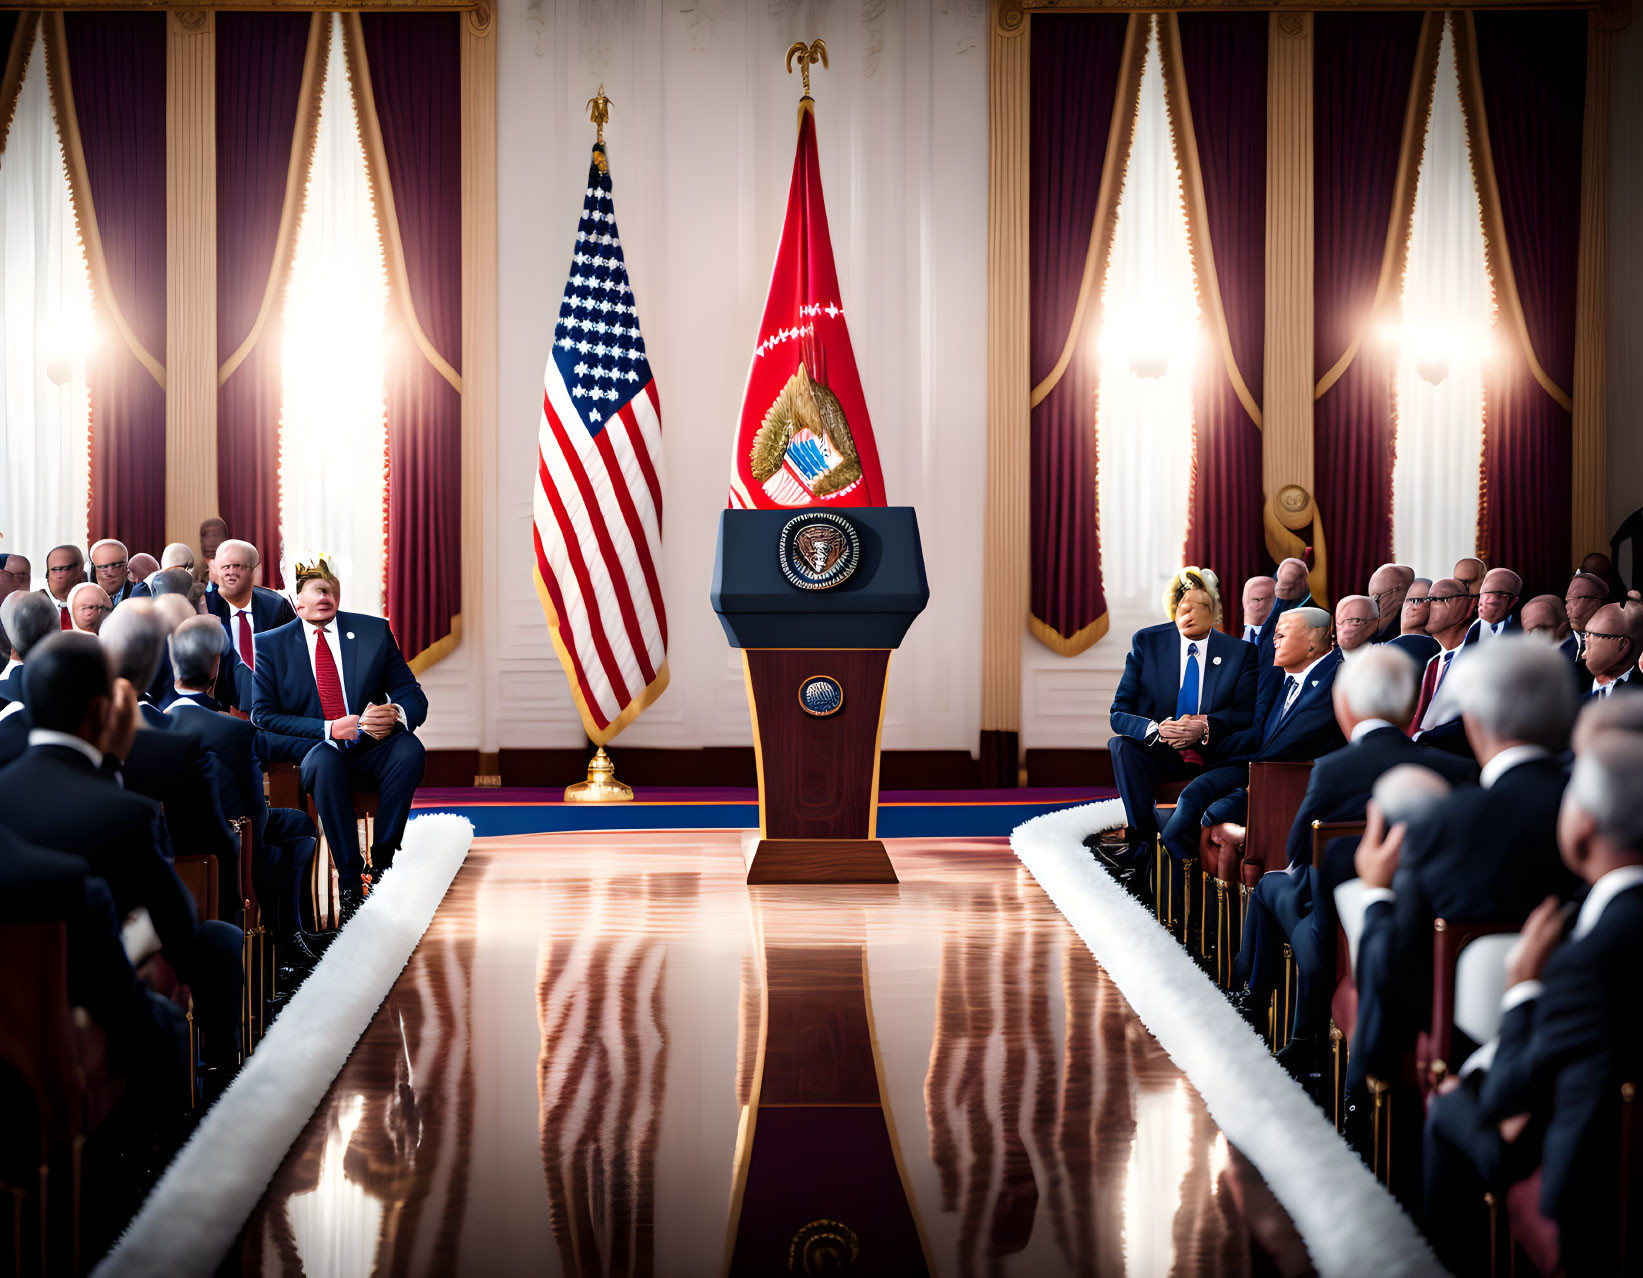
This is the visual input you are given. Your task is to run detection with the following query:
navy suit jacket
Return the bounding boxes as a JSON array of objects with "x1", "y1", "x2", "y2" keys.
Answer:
[
  {"x1": 105, "y1": 580, "x2": 151, "y2": 608},
  {"x1": 1386, "y1": 632, "x2": 1441, "y2": 668},
  {"x1": 1212, "y1": 650, "x2": 1344, "y2": 766},
  {"x1": 0, "y1": 663, "x2": 23, "y2": 707},
  {"x1": 1108, "y1": 623, "x2": 1258, "y2": 745},
  {"x1": 1280, "y1": 724, "x2": 1476, "y2": 869},
  {"x1": 1478, "y1": 883, "x2": 1643, "y2": 1239},
  {"x1": 1460, "y1": 614, "x2": 1522, "y2": 648},
  {"x1": 252, "y1": 611, "x2": 428, "y2": 744},
  {"x1": 207, "y1": 586, "x2": 297, "y2": 647}
]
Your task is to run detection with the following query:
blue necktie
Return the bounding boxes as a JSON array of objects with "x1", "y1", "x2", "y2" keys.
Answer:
[{"x1": 1176, "y1": 643, "x2": 1200, "y2": 718}]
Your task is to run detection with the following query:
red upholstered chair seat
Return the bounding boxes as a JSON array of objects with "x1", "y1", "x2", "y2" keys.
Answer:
[
  {"x1": 1330, "y1": 923, "x2": 1357, "y2": 1041},
  {"x1": 1507, "y1": 1169, "x2": 1561, "y2": 1277}
]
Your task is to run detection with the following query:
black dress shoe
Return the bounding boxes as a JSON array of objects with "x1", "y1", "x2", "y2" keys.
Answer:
[
  {"x1": 302, "y1": 928, "x2": 337, "y2": 953},
  {"x1": 1341, "y1": 1096, "x2": 1374, "y2": 1163},
  {"x1": 1276, "y1": 1032, "x2": 1326, "y2": 1083},
  {"x1": 1083, "y1": 833, "x2": 1143, "y2": 875}
]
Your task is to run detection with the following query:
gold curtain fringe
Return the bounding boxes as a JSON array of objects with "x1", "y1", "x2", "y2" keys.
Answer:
[
  {"x1": 1452, "y1": 11, "x2": 1574, "y2": 414},
  {"x1": 1314, "y1": 12, "x2": 1441, "y2": 402},
  {"x1": 0, "y1": 13, "x2": 40, "y2": 161},
  {"x1": 1029, "y1": 609, "x2": 1109, "y2": 657},
  {"x1": 406, "y1": 610, "x2": 461, "y2": 675},
  {"x1": 341, "y1": 12, "x2": 462, "y2": 395},
  {"x1": 42, "y1": 12, "x2": 166, "y2": 391},
  {"x1": 1029, "y1": 13, "x2": 1147, "y2": 409},
  {"x1": 1158, "y1": 12, "x2": 1262, "y2": 432},
  {"x1": 218, "y1": 12, "x2": 328, "y2": 386}
]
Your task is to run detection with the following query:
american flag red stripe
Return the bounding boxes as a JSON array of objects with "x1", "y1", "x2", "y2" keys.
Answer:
[{"x1": 532, "y1": 140, "x2": 668, "y2": 742}]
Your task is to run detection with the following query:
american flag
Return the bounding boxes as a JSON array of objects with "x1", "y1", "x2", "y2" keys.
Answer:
[{"x1": 533, "y1": 141, "x2": 668, "y2": 743}]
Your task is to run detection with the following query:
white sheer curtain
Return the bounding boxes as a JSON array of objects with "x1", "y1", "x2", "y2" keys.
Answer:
[
  {"x1": 1391, "y1": 16, "x2": 1496, "y2": 577},
  {"x1": 1096, "y1": 20, "x2": 1200, "y2": 611},
  {"x1": 0, "y1": 30, "x2": 95, "y2": 576},
  {"x1": 279, "y1": 13, "x2": 390, "y2": 616}
]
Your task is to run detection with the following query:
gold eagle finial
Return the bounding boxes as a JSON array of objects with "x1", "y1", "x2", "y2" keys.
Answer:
[
  {"x1": 785, "y1": 39, "x2": 828, "y2": 101},
  {"x1": 586, "y1": 84, "x2": 612, "y2": 145}
]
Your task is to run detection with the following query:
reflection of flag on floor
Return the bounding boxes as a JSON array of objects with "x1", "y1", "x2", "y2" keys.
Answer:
[
  {"x1": 728, "y1": 100, "x2": 887, "y2": 509},
  {"x1": 533, "y1": 140, "x2": 668, "y2": 744}
]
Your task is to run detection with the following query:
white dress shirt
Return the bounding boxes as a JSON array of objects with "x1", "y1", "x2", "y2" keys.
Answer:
[
  {"x1": 28, "y1": 727, "x2": 104, "y2": 769},
  {"x1": 1, "y1": 657, "x2": 19, "y2": 679},
  {"x1": 1242, "y1": 624, "x2": 1259, "y2": 643},
  {"x1": 1349, "y1": 718, "x2": 1397, "y2": 743},
  {"x1": 0, "y1": 660, "x2": 22, "y2": 722},
  {"x1": 1417, "y1": 646, "x2": 1463, "y2": 731}
]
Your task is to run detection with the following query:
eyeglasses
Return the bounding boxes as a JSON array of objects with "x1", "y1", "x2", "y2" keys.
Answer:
[
  {"x1": 1336, "y1": 616, "x2": 1375, "y2": 626},
  {"x1": 1426, "y1": 593, "x2": 1468, "y2": 604},
  {"x1": 1479, "y1": 590, "x2": 1516, "y2": 601},
  {"x1": 94, "y1": 559, "x2": 128, "y2": 573},
  {"x1": 1565, "y1": 593, "x2": 1603, "y2": 604},
  {"x1": 47, "y1": 563, "x2": 79, "y2": 574},
  {"x1": 1584, "y1": 631, "x2": 1628, "y2": 644}
]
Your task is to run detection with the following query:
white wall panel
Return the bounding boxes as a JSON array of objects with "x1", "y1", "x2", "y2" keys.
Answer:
[{"x1": 438, "y1": 0, "x2": 989, "y2": 755}]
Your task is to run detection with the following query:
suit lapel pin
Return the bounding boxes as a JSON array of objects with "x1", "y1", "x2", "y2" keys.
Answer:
[
  {"x1": 1311, "y1": 679, "x2": 1319, "y2": 687},
  {"x1": 1212, "y1": 656, "x2": 1222, "y2": 665},
  {"x1": 346, "y1": 631, "x2": 356, "y2": 641}
]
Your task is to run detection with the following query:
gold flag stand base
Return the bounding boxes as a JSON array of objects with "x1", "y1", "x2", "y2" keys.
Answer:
[{"x1": 564, "y1": 747, "x2": 633, "y2": 803}]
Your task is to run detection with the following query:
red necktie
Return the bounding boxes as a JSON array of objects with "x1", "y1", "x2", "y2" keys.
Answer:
[
  {"x1": 1408, "y1": 653, "x2": 1444, "y2": 736},
  {"x1": 313, "y1": 627, "x2": 347, "y2": 720},
  {"x1": 58, "y1": 603, "x2": 71, "y2": 630},
  {"x1": 237, "y1": 611, "x2": 255, "y2": 670}
]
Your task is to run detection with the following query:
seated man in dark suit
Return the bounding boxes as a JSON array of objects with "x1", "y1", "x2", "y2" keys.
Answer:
[
  {"x1": 168, "y1": 617, "x2": 323, "y2": 980},
  {"x1": 1467, "y1": 567, "x2": 1522, "y2": 644},
  {"x1": 0, "y1": 823, "x2": 189, "y2": 1109},
  {"x1": 1149, "y1": 607, "x2": 1343, "y2": 921},
  {"x1": 1225, "y1": 645, "x2": 1474, "y2": 1067},
  {"x1": 205, "y1": 539, "x2": 296, "y2": 670},
  {"x1": 0, "y1": 634, "x2": 244, "y2": 1068},
  {"x1": 101, "y1": 602, "x2": 240, "y2": 921},
  {"x1": 0, "y1": 590, "x2": 58, "y2": 715},
  {"x1": 1350, "y1": 637, "x2": 1581, "y2": 1119},
  {"x1": 1422, "y1": 731, "x2": 1643, "y2": 1277},
  {"x1": 1239, "y1": 575, "x2": 1275, "y2": 643},
  {"x1": 1579, "y1": 601, "x2": 1642, "y2": 699},
  {"x1": 1096, "y1": 567, "x2": 1259, "y2": 874},
  {"x1": 252, "y1": 558, "x2": 427, "y2": 922},
  {"x1": 1367, "y1": 563, "x2": 1415, "y2": 646},
  {"x1": 1519, "y1": 593, "x2": 1577, "y2": 662},
  {"x1": 1252, "y1": 557, "x2": 1312, "y2": 668},
  {"x1": 89, "y1": 538, "x2": 149, "y2": 608},
  {"x1": 1388, "y1": 576, "x2": 1440, "y2": 668}
]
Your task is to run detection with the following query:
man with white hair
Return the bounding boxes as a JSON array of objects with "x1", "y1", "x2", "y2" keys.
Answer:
[
  {"x1": 89, "y1": 538, "x2": 148, "y2": 607},
  {"x1": 0, "y1": 594, "x2": 58, "y2": 752},
  {"x1": 203, "y1": 539, "x2": 295, "y2": 674},
  {"x1": 1224, "y1": 646, "x2": 1473, "y2": 1066},
  {"x1": 1423, "y1": 731, "x2": 1643, "y2": 1276},
  {"x1": 1348, "y1": 637, "x2": 1581, "y2": 1125}
]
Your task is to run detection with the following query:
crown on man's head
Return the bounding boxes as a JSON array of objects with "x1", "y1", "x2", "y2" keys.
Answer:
[{"x1": 292, "y1": 556, "x2": 338, "y2": 589}]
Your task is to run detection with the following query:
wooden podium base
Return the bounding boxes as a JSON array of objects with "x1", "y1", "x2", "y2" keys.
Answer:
[{"x1": 742, "y1": 834, "x2": 899, "y2": 885}]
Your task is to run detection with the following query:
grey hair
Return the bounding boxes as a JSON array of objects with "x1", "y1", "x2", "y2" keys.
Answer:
[
  {"x1": 1372, "y1": 764, "x2": 1453, "y2": 827},
  {"x1": 98, "y1": 600, "x2": 169, "y2": 688},
  {"x1": 1572, "y1": 692, "x2": 1643, "y2": 754},
  {"x1": 1, "y1": 591, "x2": 58, "y2": 658},
  {"x1": 1283, "y1": 605, "x2": 1333, "y2": 633},
  {"x1": 1567, "y1": 732, "x2": 1643, "y2": 851},
  {"x1": 148, "y1": 567, "x2": 195, "y2": 599},
  {"x1": 170, "y1": 618, "x2": 227, "y2": 687},
  {"x1": 160, "y1": 542, "x2": 195, "y2": 570},
  {"x1": 1446, "y1": 635, "x2": 1576, "y2": 749},
  {"x1": 1336, "y1": 643, "x2": 1418, "y2": 722}
]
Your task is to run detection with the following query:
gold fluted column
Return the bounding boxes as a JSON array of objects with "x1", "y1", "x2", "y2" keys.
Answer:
[
  {"x1": 165, "y1": 10, "x2": 218, "y2": 547},
  {"x1": 1572, "y1": 8, "x2": 1614, "y2": 560},
  {"x1": 462, "y1": 0, "x2": 498, "y2": 764},
  {"x1": 1261, "y1": 13, "x2": 1325, "y2": 603},
  {"x1": 981, "y1": 0, "x2": 1030, "y2": 780}
]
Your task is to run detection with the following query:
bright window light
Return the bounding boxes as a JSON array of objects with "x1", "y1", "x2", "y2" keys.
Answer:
[
  {"x1": 1390, "y1": 16, "x2": 1496, "y2": 573},
  {"x1": 1096, "y1": 23, "x2": 1202, "y2": 609},
  {"x1": 280, "y1": 13, "x2": 390, "y2": 616}
]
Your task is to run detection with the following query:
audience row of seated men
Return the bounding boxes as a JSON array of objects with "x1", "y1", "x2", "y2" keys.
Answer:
[
  {"x1": 1092, "y1": 550, "x2": 1642, "y2": 1275},
  {"x1": 0, "y1": 532, "x2": 427, "y2": 1151}
]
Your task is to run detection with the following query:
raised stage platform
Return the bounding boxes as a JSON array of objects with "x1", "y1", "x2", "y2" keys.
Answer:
[{"x1": 235, "y1": 832, "x2": 1310, "y2": 1277}]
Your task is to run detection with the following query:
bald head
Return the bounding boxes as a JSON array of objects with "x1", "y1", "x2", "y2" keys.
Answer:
[
  {"x1": 88, "y1": 539, "x2": 129, "y2": 597},
  {"x1": 1584, "y1": 602, "x2": 1643, "y2": 683},
  {"x1": 1425, "y1": 577, "x2": 1476, "y2": 647},
  {"x1": 1275, "y1": 557, "x2": 1310, "y2": 603},
  {"x1": 1401, "y1": 577, "x2": 1433, "y2": 636},
  {"x1": 1520, "y1": 594, "x2": 1570, "y2": 643},
  {"x1": 152, "y1": 594, "x2": 197, "y2": 633},
  {"x1": 1565, "y1": 572, "x2": 1606, "y2": 631},
  {"x1": 127, "y1": 553, "x2": 159, "y2": 584},
  {"x1": 160, "y1": 542, "x2": 196, "y2": 572},
  {"x1": 1453, "y1": 557, "x2": 1487, "y2": 596},
  {"x1": 1242, "y1": 576, "x2": 1276, "y2": 630},
  {"x1": 67, "y1": 582, "x2": 110, "y2": 634},
  {"x1": 214, "y1": 539, "x2": 260, "y2": 606},
  {"x1": 1368, "y1": 564, "x2": 1415, "y2": 632},
  {"x1": 1579, "y1": 552, "x2": 1613, "y2": 588},
  {"x1": 1333, "y1": 594, "x2": 1379, "y2": 652},
  {"x1": 1477, "y1": 567, "x2": 1522, "y2": 625}
]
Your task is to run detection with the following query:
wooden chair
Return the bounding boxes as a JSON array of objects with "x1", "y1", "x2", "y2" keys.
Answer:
[
  {"x1": 0, "y1": 923, "x2": 123, "y2": 1277},
  {"x1": 1312, "y1": 819, "x2": 1366, "y2": 1129},
  {"x1": 1424, "y1": 917, "x2": 1520, "y2": 1092},
  {"x1": 264, "y1": 760, "x2": 303, "y2": 811},
  {"x1": 307, "y1": 791, "x2": 383, "y2": 933},
  {"x1": 1148, "y1": 778, "x2": 1191, "y2": 935},
  {"x1": 232, "y1": 816, "x2": 270, "y2": 1054}
]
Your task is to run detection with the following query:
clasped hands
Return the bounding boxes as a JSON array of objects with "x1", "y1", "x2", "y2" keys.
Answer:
[
  {"x1": 1156, "y1": 715, "x2": 1208, "y2": 749},
  {"x1": 330, "y1": 702, "x2": 401, "y2": 742}
]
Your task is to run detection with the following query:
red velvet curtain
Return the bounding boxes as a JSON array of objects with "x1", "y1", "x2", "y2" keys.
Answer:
[
  {"x1": 1313, "y1": 14, "x2": 1428, "y2": 605},
  {"x1": 1468, "y1": 13, "x2": 1585, "y2": 597},
  {"x1": 61, "y1": 14, "x2": 167, "y2": 554},
  {"x1": 1173, "y1": 15, "x2": 1268, "y2": 636},
  {"x1": 1028, "y1": 14, "x2": 1130, "y2": 652},
  {"x1": 216, "y1": 13, "x2": 315, "y2": 588},
  {"x1": 360, "y1": 14, "x2": 462, "y2": 667}
]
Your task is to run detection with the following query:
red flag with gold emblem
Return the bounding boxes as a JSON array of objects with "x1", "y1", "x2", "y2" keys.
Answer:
[{"x1": 728, "y1": 102, "x2": 887, "y2": 509}]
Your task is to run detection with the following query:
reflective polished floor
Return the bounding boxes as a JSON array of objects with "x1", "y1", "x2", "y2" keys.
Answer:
[{"x1": 239, "y1": 834, "x2": 1314, "y2": 1277}]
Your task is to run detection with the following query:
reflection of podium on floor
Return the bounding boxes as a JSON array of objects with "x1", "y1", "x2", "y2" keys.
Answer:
[
  {"x1": 711, "y1": 508, "x2": 929, "y2": 885},
  {"x1": 725, "y1": 897, "x2": 931, "y2": 1276}
]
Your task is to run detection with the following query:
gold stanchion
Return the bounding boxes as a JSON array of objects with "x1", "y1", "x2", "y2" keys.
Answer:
[{"x1": 564, "y1": 747, "x2": 633, "y2": 803}]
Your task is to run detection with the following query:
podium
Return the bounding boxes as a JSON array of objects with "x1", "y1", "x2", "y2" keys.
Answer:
[{"x1": 711, "y1": 508, "x2": 929, "y2": 884}]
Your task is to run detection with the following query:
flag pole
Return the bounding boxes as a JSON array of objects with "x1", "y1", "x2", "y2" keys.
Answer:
[{"x1": 565, "y1": 84, "x2": 633, "y2": 805}]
